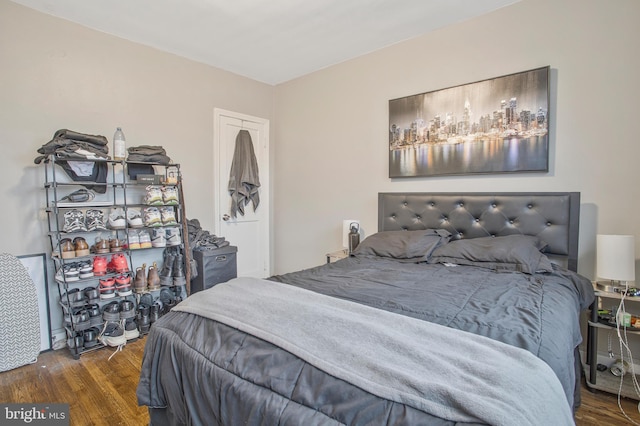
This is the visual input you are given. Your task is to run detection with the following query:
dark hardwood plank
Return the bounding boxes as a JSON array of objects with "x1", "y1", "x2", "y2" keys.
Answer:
[
  {"x1": 0, "y1": 338, "x2": 150, "y2": 426},
  {"x1": 2, "y1": 338, "x2": 640, "y2": 425}
]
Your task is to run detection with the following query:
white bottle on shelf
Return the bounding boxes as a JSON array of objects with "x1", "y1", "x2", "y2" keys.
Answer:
[{"x1": 113, "y1": 127, "x2": 126, "y2": 161}]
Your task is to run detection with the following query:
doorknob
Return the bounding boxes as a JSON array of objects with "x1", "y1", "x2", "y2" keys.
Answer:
[{"x1": 222, "y1": 214, "x2": 230, "y2": 221}]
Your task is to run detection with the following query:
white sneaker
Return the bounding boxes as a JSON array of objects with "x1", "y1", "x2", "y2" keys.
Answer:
[
  {"x1": 143, "y1": 207, "x2": 162, "y2": 227},
  {"x1": 127, "y1": 230, "x2": 141, "y2": 250},
  {"x1": 99, "y1": 322, "x2": 127, "y2": 348},
  {"x1": 86, "y1": 209, "x2": 108, "y2": 231},
  {"x1": 144, "y1": 185, "x2": 163, "y2": 206},
  {"x1": 166, "y1": 228, "x2": 182, "y2": 246},
  {"x1": 108, "y1": 207, "x2": 126, "y2": 229},
  {"x1": 126, "y1": 208, "x2": 144, "y2": 228},
  {"x1": 160, "y1": 207, "x2": 177, "y2": 226},
  {"x1": 138, "y1": 230, "x2": 152, "y2": 249},
  {"x1": 151, "y1": 228, "x2": 166, "y2": 247},
  {"x1": 162, "y1": 186, "x2": 179, "y2": 205}
]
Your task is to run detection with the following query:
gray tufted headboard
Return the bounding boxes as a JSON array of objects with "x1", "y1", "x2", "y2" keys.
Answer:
[{"x1": 378, "y1": 192, "x2": 581, "y2": 272}]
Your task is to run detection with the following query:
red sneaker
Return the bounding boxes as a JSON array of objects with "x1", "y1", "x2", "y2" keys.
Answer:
[
  {"x1": 115, "y1": 274, "x2": 132, "y2": 296},
  {"x1": 110, "y1": 253, "x2": 129, "y2": 274},
  {"x1": 99, "y1": 277, "x2": 116, "y2": 300},
  {"x1": 93, "y1": 256, "x2": 107, "y2": 276}
]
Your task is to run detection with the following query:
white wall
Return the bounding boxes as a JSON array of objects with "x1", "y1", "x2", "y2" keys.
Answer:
[
  {"x1": 0, "y1": 0, "x2": 274, "y2": 257},
  {"x1": 3, "y1": 0, "x2": 640, "y2": 341},
  {"x1": 0, "y1": 0, "x2": 275, "y2": 344},
  {"x1": 273, "y1": 0, "x2": 640, "y2": 278}
]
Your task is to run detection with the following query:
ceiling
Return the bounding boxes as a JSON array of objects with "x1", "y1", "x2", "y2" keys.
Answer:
[{"x1": 10, "y1": 0, "x2": 519, "y2": 85}]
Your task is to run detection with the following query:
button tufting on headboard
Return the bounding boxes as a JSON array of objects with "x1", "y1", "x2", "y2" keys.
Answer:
[{"x1": 378, "y1": 192, "x2": 581, "y2": 271}]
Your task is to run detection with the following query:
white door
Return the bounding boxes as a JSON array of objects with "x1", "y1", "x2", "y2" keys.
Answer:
[{"x1": 213, "y1": 109, "x2": 270, "y2": 278}]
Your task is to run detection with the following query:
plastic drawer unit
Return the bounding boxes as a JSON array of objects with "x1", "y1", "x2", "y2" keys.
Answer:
[{"x1": 191, "y1": 246, "x2": 237, "y2": 294}]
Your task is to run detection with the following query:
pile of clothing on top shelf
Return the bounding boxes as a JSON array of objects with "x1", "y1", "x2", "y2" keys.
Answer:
[
  {"x1": 127, "y1": 146, "x2": 172, "y2": 180},
  {"x1": 34, "y1": 129, "x2": 111, "y2": 193}
]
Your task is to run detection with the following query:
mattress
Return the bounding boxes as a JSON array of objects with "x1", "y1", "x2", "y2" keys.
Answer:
[{"x1": 137, "y1": 256, "x2": 593, "y2": 425}]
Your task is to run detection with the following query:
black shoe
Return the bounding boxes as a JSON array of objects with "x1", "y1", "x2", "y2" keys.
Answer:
[
  {"x1": 124, "y1": 318, "x2": 139, "y2": 340},
  {"x1": 172, "y1": 253, "x2": 186, "y2": 286},
  {"x1": 87, "y1": 303, "x2": 103, "y2": 326},
  {"x1": 149, "y1": 303, "x2": 161, "y2": 323},
  {"x1": 102, "y1": 301, "x2": 121, "y2": 322},
  {"x1": 159, "y1": 252, "x2": 175, "y2": 286},
  {"x1": 83, "y1": 327, "x2": 100, "y2": 348},
  {"x1": 119, "y1": 300, "x2": 136, "y2": 320}
]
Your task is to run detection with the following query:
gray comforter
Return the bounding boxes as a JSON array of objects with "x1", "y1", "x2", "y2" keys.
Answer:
[{"x1": 137, "y1": 257, "x2": 594, "y2": 425}]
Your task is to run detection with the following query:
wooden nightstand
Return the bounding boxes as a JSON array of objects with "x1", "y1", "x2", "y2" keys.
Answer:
[{"x1": 326, "y1": 249, "x2": 349, "y2": 264}]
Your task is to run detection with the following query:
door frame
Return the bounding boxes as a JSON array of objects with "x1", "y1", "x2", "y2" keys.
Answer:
[{"x1": 213, "y1": 108, "x2": 270, "y2": 277}]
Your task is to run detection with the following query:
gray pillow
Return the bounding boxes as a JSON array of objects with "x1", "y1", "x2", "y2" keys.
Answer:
[
  {"x1": 428, "y1": 234, "x2": 554, "y2": 274},
  {"x1": 352, "y1": 229, "x2": 451, "y2": 261}
]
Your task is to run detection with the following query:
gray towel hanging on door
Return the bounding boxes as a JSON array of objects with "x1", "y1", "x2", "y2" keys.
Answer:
[{"x1": 228, "y1": 129, "x2": 260, "y2": 217}]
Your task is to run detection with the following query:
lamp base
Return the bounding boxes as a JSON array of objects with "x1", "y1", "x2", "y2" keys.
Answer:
[{"x1": 596, "y1": 280, "x2": 628, "y2": 293}]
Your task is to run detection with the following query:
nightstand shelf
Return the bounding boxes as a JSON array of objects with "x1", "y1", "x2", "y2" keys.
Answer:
[{"x1": 584, "y1": 283, "x2": 640, "y2": 400}]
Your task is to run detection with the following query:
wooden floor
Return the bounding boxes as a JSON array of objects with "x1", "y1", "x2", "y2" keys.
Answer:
[{"x1": 2, "y1": 338, "x2": 640, "y2": 425}]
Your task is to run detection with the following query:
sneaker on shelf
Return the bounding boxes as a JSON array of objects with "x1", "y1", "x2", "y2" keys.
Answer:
[
  {"x1": 66, "y1": 308, "x2": 91, "y2": 331},
  {"x1": 124, "y1": 318, "x2": 140, "y2": 340},
  {"x1": 108, "y1": 207, "x2": 126, "y2": 229},
  {"x1": 74, "y1": 237, "x2": 90, "y2": 257},
  {"x1": 151, "y1": 228, "x2": 166, "y2": 248},
  {"x1": 119, "y1": 300, "x2": 136, "y2": 320},
  {"x1": 83, "y1": 286, "x2": 99, "y2": 303},
  {"x1": 63, "y1": 209, "x2": 87, "y2": 233},
  {"x1": 102, "y1": 301, "x2": 121, "y2": 322},
  {"x1": 78, "y1": 260, "x2": 94, "y2": 279},
  {"x1": 109, "y1": 253, "x2": 129, "y2": 274},
  {"x1": 86, "y1": 209, "x2": 108, "y2": 231},
  {"x1": 99, "y1": 321, "x2": 126, "y2": 348},
  {"x1": 166, "y1": 228, "x2": 182, "y2": 247},
  {"x1": 60, "y1": 238, "x2": 76, "y2": 259},
  {"x1": 144, "y1": 185, "x2": 164, "y2": 206},
  {"x1": 99, "y1": 277, "x2": 116, "y2": 300},
  {"x1": 61, "y1": 288, "x2": 85, "y2": 308},
  {"x1": 138, "y1": 230, "x2": 152, "y2": 249},
  {"x1": 162, "y1": 186, "x2": 179, "y2": 205},
  {"x1": 136, "y1": 305, "x2": 151, "y2": 334},
  {"x1": 115, "y1": 274, "x2": 132, "y2": 296},
  {"x1": 127, "y1": 230, "x2": 141, "y2": 250},
  {"x1": 93, "y1": 256, "x2": 108, "y2": 276},
  {"x1": 83, "y1": 327, "x2": 101, "y2": 348},
  {"x1": 55, "y1": 264, "x2": 80, "y2": 283},
  {"x1": 143, "y1": 207, "x2": 162, "y2": 227},
  {"x1": 160, "y1": 207, "x2": 177, "y2": 226},
  {"x1": 126, "y1": 208, "x2": 144, "y2": 228},
  {"x1": 87, "y1": 304, "x2": 103, "y2": 327},
  {"x1": 68, "y1": 333, "x2": 84, "y2": 351}
]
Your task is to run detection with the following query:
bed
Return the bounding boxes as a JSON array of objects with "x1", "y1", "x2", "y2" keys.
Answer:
[{"x1": 137, "y1": 192, "x2": 594, "y2": 426}]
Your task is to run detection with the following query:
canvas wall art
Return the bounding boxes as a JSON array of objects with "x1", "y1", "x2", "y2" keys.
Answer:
[{"x1": 389, "y1": 66, "x2": 550, "y2": 178}]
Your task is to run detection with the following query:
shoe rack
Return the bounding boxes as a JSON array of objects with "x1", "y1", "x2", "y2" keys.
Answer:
[{"x1": 42, "y1": 156, "x2": 191, "y2": 359}]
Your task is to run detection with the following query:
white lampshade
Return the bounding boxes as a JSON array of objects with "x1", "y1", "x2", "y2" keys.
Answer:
[
  {"x1": 597, "y1": 234, "x2": 636, "y2": 282},
  {"x1": 343, "y1": 220, "x2": 360, "y2": 249}
]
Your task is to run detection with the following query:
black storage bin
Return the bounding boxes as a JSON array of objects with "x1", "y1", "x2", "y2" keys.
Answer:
[{"x1": 191, "y1": 246, "x2": 237, "y2": 294}]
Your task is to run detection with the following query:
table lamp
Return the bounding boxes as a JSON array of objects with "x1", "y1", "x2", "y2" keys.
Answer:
[{"x1": 596, "y1": 234, "x2": 636, "y2": 292}]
